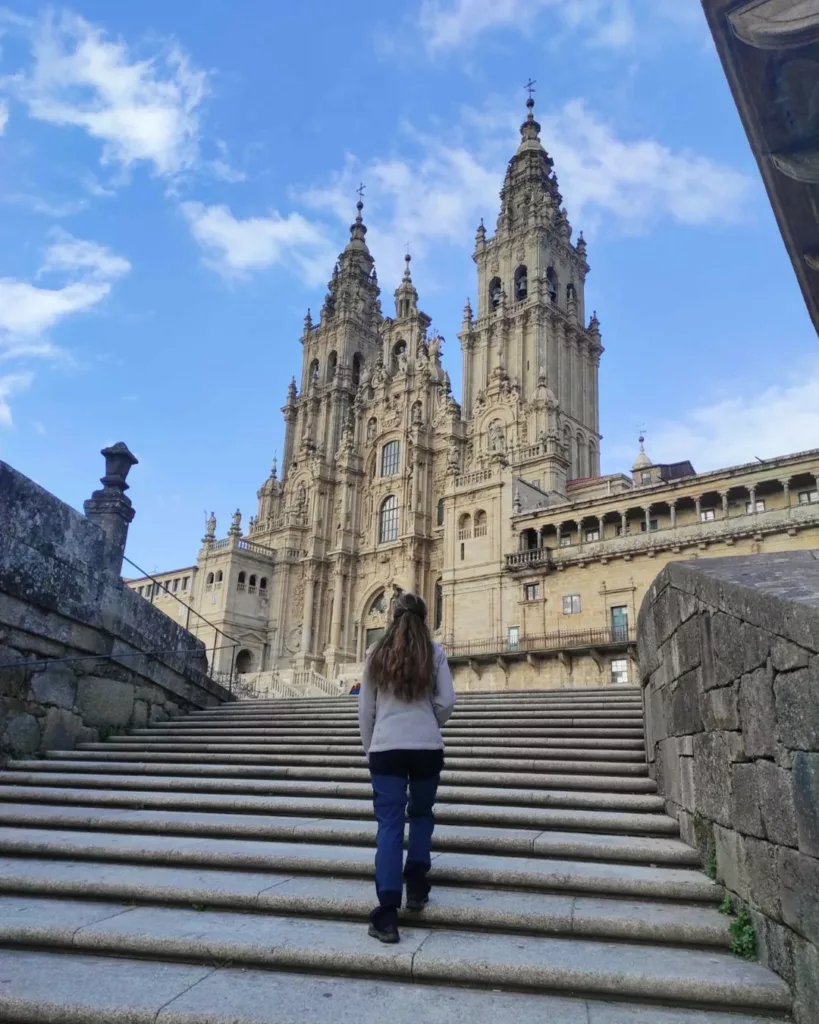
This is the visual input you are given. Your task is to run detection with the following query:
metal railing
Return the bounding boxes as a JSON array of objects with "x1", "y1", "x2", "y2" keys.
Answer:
[{"x1": 444, "y1": 625, "x2": 636, "y2": 661}]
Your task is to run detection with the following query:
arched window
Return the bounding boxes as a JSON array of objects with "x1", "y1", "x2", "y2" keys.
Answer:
[
  {"x1": 309, "y1": 358, "x2": 320, "y2": 381},
  {"x1": 352, "y1": 353, "x2": 364, "y2": 389},
  {"x1": 235, "y1": 649, "x2": 253, "y2": 674},
  {"x1": 237, "y1": 571, "x2": 246, "y2": 592},
  {"x1": 576, "y1": 434, "x2": 586, "y2": 478},
  {"x1": 369, "y1": 590, "x2": 389, "y2": 615},
  {"x1": 381, "y1": 440, "x2": 400, "y2": 477},
  {"x1": 474, "y1": 509, "x2": 488, "y2": 537},
  {"x1": 391, "y1": 340, "x2": 407, "y2": 373},
  {"x1": 206, "y1": 572, "x2": 214, "y2": 589},
  {"x1": 514, "y1": 265, "x2": 528, "y2": 301},
  {"x1": 327, "y1": 351, "x2": 338, "y2": 381},
  {"x1": 379, "y1": 496, "x2": 399, "y2": 544},
  {"x1": 259, "y1": 577, "x2": 268, "y2": 591},
  {"x1": 437, "y1": 498, "x2": 445, "y2": 527},
  {"x1": 434, "y1": 579, "x2": 443, "y2": 631},
  {"x1": 458, "y1": 513, "x2": 472, "y2": 540},
  {"x1": 215, "y1": 570, "x2": 223, "y2": 586},
  {"x1": 588, "y1": 440, "x2": 598, "y2": 477},
  {"x1": 547, "y1": 267, "x2": 558, "y2": 304},
  {"x1": 489, "y1": 276, "x2": 502, "y2": 310},
  {"x1": 249, "y1": 574, "x2": 257, "y2": 594}
]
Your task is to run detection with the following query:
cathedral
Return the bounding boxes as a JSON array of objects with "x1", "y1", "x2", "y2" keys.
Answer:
[{"x1": 127, "y1": 97, "x2": 819, "y2": 693}]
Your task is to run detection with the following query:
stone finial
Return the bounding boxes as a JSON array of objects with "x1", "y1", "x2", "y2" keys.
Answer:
[
  {"x1": 271, "y1": 455, "x2": 278, "y2": 480},
  {"x1": 303, "y1": 308, "x2": 313, "y2": 334},
  {"x1": 475, "y1": 219, "x2": 486, "y2": 249},
  {"x1": 83, "y1": 442, "x2": 139, "y2": 577}
]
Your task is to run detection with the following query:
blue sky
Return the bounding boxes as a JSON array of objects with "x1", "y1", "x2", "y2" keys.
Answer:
[{"x1": 0, "y1": 0, "x2": 816, "y2": 574}]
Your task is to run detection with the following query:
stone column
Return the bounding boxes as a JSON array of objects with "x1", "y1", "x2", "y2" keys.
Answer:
[
  {"x1": 597, "y1": 516, "x2": 604, "y2": 539},
  {"x1": 330, "y1": 568, "x2": 345, "y2": 649},
  {"x1": 695, "y1": 496, "x2": 702, "y2": 520},
  {"x1": 620, "y1": 510, "x2": 628, "y2": 534},
  {"x1": 643, "y1": 505, "x2": 652, "y2": 532},
  {"x1": 301, "y1": 575, "x2": 316, "y2": 655},
  {"x1": 721, "y1": 491, "x2": 729, "y2": 518},
  {"x1": 670, "y1": 501, "x2": 677, "y2": 529},
  {"x1": 781, "y1": 478, "x2": 791, "y2": 509},
  {"x1": 83, "y1": 442, "x2": 138, "y2": 577},
  {"x1": 749, "y1": 485, "x2": 757, "y2": 515},
  {"x1": 555, "y1": 524, "x2": 562, "y2": 547}
]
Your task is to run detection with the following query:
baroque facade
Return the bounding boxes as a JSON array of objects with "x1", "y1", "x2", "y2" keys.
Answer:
[{"x1": 127, "y1": 98, "x2": 819, "y2": 692}]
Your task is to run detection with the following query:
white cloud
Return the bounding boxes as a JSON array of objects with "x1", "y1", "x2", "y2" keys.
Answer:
[
  {"x1": 0, "y1": 372, "x2": 33, "y2": 427},
  {"x1": 300, "y1": 99, "x2": 752, "y2": 284},
  {"x1": 3, "y1": 192, "x2": 88, "y2": 217},
  {"x1": 416, "y1": 0, "x2": 699, "y2": 53},
  {"x1": 181, "y1": 201, "x2": 333, "y2": 284},
  {"x1": 0, "y1": 232, "x2": 130, "y2": 355},
  {"x1": 614, "y1": 362, "x2": 819, "y2": 472},
  {"x1": 0, "y1": 99, "x2": 8, "y2": 134},
  {"x1": 4, "y1": 9, "x2": 207, "y2": 178},
  {"x1": 209, "y1": 140, "x2": 247, "y2": 183}
]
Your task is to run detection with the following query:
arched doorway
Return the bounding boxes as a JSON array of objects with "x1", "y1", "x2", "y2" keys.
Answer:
[
  {"x1": 235, "y1": 649, "x2": 253, "y2": 674},
  {"x1": 363, "y1": 590, "x2": 390, "y2": 652}
]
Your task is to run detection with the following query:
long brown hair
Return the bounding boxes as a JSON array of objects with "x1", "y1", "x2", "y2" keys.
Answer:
[{"x1": 367, "y1": 592, "x2": 434, "y2": 702}]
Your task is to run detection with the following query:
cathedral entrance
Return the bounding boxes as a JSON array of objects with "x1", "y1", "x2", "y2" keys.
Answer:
[{"x1": 364, "y1": 590, "x2": 389, "y2": 651}]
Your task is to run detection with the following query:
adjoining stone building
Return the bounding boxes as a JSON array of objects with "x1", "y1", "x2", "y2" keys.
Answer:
[{"x1": 127, "y1": 98, "x2": 819, "y2": 692}]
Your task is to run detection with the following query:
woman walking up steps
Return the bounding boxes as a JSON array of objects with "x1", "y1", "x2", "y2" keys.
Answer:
[{"x1": 357, "y1": 592, "x2": 457, "y2": 943}]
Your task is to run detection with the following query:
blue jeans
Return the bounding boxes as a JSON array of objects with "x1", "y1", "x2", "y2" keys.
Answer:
[{"x1": 369, "y1": 750, "x2": 442, "y2": 915}]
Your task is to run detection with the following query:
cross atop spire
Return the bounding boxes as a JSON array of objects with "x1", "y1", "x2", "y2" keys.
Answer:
[
  {"x1": 525, "y1": 78, "x2": 537, "y2": 102},
  {"x1": 356, "y1": 182, "x2": 366, "y2": 202}
]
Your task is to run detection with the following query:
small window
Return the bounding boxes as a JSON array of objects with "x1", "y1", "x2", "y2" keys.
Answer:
[
  {"x1": 238, "y1": 571, "x2": 246, "y2": 585},
  {"x1": 640, "y1": 470, "x2": 653, "y2": 484},
  {"x1": 249, "y1": 574, "x2": 257, "y2": 594},
  {"x1": 352, "y1": 353, "x2": 364, "y2": 389},
  {"x1": 508, "y1": 626, "x2": 520, "y2": 652},
  {"x1": 205, "y1": 573, "x2": 214, "y2": 591},
  {"x1": 524, "y1": 583, "x2": 540, "y2": 602},
  {"x1": 172, "y1": 578, "x2": 180, "y2": 592},
  {"x1": 611, "y1": 605, "x2": 629, "y2": 640},
  {"x1": 562, "y1": 594, "x2": 581, "y2": 614},
  {"x1": 746, "y1": 499, "x2": 766, "y2": 514},
  {"x1": 798, "y1": 489, "x2": 818, "y2": 505},
  {"x1": 215, "y1": 570, "x2": 223, "y2": 587},
  {"x1": 182, "y1": 577, "x2": 190, "y2": 590},
  {"x1": 137, "y1": 586, "x2": 143, "y2": 596},
  {"x1": 640, "y1": 519, "x2": 659, "y2": 533},
  {"x1": 474, "y1": 509, "x2": 488, "y2": 537},
  {"x1": 700, "y1": 509, "x2": 716, "y2": 522},
  {"x1": 458, "y1": 513, "x2": 472, "y2": 540},
  {"x1": 309, "y1": 358, "x2": 320, "y2": 380},
  {"x1": 489, "y1": 276, "x2": 502, "y2": 309},
  {"x1": 437, "y1": 498, "x2": 445, "y2": 527},
  {"x1": 260, "y1": 577, "x2": 268, "y2": 591},
  {"x1": 381, "y1": 440, "x2": 401, "y2": 477},
  {"x1": 559, "y1": 534, "x2": 572, "y2": 547},
  {"x1": 379, "y1": 495, "x2": 399, "y2": 544},
  {"x1": 584, "y1": 529, "x2": 600, "y2": 542},
  {"x1": 514, "y1": 265, "x2": 528, "y2": 301},
  {"x1": 546, "y1": 267, "x2": 558, "y2": 303},
  {"x1": 327, "y1": 350, "x2": 338, "y2": 381},
  {"x1": 611, "y1": 658, "x2": 630, "y2": 685},
  {"x1": 460, "y1": 542, "x2": 465, "y2": 561}
]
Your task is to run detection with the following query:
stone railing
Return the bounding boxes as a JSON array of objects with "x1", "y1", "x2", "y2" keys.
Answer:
[
  {"x1": 208, "y1": 537, "x2": 277, "y2": 559},
  {"x1": 638, "y1": 551, "x2": 819, "y2": 1023},
  {"x1": 455, "y1": 468, "x2": 496, "y2": 488},
  {"x1": 292, "y1": 668, "x2": 344, "y2": 697},
  {"x1": 0, "y1": 453, "x2": 232, "y2": 764},
  {"x1": 505, "y1": 548, "x2": 552, "y2": 571},
  {"x1": 547, "y1": 501, "x2": 819, "y2": 567}
]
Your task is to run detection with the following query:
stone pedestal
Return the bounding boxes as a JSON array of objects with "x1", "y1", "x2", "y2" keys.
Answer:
[{"x1": 83, "y1": 442, "x2": 138, "y2": 577}]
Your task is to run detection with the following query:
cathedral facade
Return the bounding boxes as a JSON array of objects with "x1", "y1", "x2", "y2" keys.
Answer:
[{"x1": 127, "y1": 99, "x2": 819, "y2": 692}]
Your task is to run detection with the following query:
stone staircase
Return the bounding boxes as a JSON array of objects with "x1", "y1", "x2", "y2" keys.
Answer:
[{"x1": 0, "y1": 687, "x2": 793, "y2": 1022}]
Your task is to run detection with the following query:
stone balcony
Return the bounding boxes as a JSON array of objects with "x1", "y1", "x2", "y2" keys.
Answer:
[
  {"x1": 507, "y1": 501, "x2": 819, "y2": 572},
  {"x1": 443, "y1": 625, "x2": 636, "y2": 665}
]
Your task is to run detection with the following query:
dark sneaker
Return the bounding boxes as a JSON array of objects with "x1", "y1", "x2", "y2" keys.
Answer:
[
  {"x1": 406, "y1": 890, "x2": 429, "y2": 912},
  {"x1": 368, "y1": 921, "x2": 400, "y2": 944}
]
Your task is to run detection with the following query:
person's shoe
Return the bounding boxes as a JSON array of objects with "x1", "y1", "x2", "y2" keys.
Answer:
[
  {"x1": 368, "y1": 921, "x2": 400, "y2": 943},
  {"x1": 405, "y1": 890, "x2": 429, "y2": 912}
]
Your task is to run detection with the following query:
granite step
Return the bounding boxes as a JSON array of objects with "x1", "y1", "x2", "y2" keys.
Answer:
[
  {"x1": 0, "y1": 786, "x2": 677, "y2": 834},
  {"x1": 10, "y1": 758, "x2": 657, "y2": 791},
  {"x1": 47, "y1": 747, "x2": 650, "y2": 770},
  {"x1": 0, "y1": 828, "x2": 715, "y2": 898},
  {"x1": 0, "y1": 857, "x2": 728, "y2": 944},
  {"x1": 0, "y1": 895, "x2": 790, "y2": 1011},
  {"x1": 105, "y1": 725, "x2": 648, "y2": 741},
  {"x1": 0, "y1": 949, "x2": 790, "y2": 1024}
]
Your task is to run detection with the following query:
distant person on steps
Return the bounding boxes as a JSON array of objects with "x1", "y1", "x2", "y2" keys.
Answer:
[{"x1": 357, "y1": 592, "x2": 456, "y2": 944}]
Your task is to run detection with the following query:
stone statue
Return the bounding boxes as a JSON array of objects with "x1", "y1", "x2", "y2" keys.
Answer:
[
  {"x1": 205, "y1": 511, "x2": 216, "y2": 539},
  {"x1": 489, "y1": 420, "x2": 506, "y2": 454}
]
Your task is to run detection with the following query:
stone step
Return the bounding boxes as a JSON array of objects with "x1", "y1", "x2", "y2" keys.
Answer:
[
  {"x1": 106, "y1": 725, "x2": 648, "y2": 741},
  {"x1": 197, "y1": 688, "x2": 642, "y2": 707},
  {"x1": 0, "y1": 857, "x2": 729, "y2": 945},
  {"x1": 171, "y1": 704, "x2": 645, "y2": 721},
  {"x1": 0, "y1": 828, "x2": 712, "y2": 897},
  {"x1": 0, "y1": 949, "x2": 790, "y2": 1024},
  {"x1": 131, "y1": 723, "x2": 644, "y2": 740},
  {"x1": 0, "y1": 771, "x2": 662, "y2": 807},
  {"x1": 10, "y1": 759, "x2": 657, "y2": 791},
  {"x1": 0, "y1": 895, "x2": 790, "y2": 1011},
  {"x1": 48, "y1": 748, "x2": 650, "y2": 770},
  {"x1": 166, "y1": 710, "x2": 646, "y2": 725},
  {"x1": 0, "y1": 786, "x2": 677, "y2": 833},
  {"x1": 77, "y1": 739, "x2": 647, "y2": 757},
  {"x1": 52, "y1": 745, "x2": 651, "y2": 770}
]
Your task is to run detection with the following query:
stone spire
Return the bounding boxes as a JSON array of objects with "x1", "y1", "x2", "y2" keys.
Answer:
[
  {"x1": 633, "y1": 435, "x2": 652, "y2": 472},
  {"x1": 394, "y1": 253, "x2": 418, "y2": 319},
  {"x1": 321, "y1": 192, "x2": 380, "y2": 323},
  {"x1": 496, "y1": 93, "x2": 562, "y2": 235}
]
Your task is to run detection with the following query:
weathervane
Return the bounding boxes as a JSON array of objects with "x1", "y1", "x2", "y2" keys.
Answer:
[
  {"x1": 356, "y1": 182, "x2": 366, "y2": 202},
  {"x1": 525, "y1": 78, "x2": 537, "y2": 101}
]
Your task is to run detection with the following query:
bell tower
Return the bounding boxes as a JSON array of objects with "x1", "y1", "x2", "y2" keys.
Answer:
[{"x1": 459, "y1": 90, "x2": 604, "y2": 481}]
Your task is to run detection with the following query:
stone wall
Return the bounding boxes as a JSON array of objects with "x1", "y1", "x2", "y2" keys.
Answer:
[
  {"x1": 0, "y1": 455, "x2": 232, "y2": 764},
  {"x1": 638, "y1": 551, "x2": 819, "y2": 1023}
]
